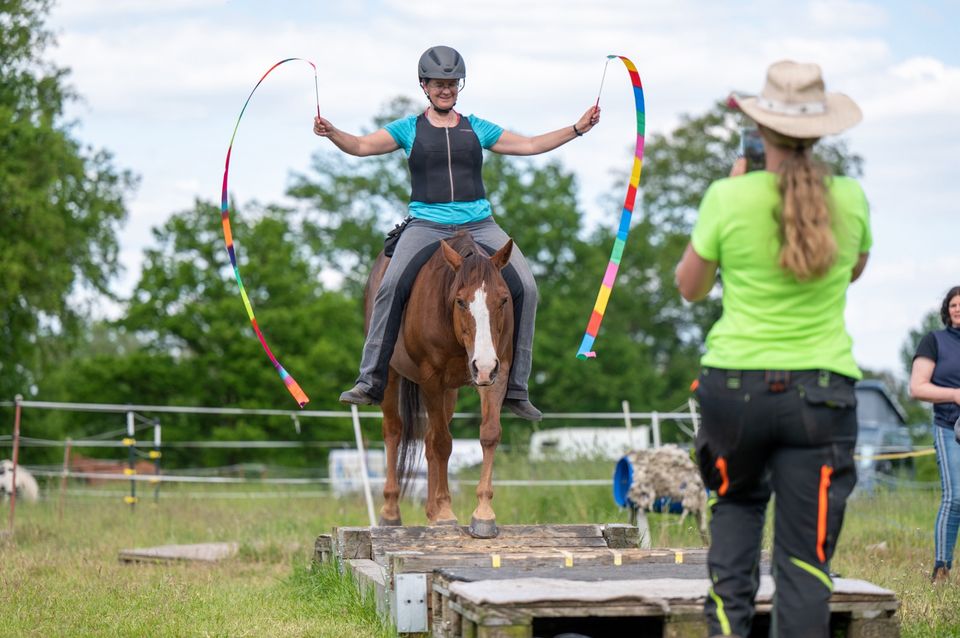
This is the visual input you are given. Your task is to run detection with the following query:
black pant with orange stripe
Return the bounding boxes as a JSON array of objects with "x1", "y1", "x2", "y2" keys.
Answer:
[{"x1": 695, "y1": 368, "x2": 858, "y2": 638}]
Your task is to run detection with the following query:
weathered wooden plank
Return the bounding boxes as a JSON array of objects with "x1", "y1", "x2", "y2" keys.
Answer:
[
  {"x1": 335, "y1": 526, "x2": 371, "y2": 561},
  {"x1": 118, "y1": 542, "x2": 238, "y2": 564},
  {"x1": 371, "y1": 524, "x2": 605, "y2": 544},
  {"x1": 345, "y1": 559, "x2": 388, "y2": 617},
  {"x1": 391, "y1": 549, "x2": 707, "y2": 577},
  {"x1": 847, "y1": 616, "x2": 901, "y2": 638},
  {"x1": 374, "y1": 537, "x2": 610, "y2": 563},
  {"x1": 313, "y1": 534, "x2": 333, "y2": 565},
  {"x1": 602, "y1": 523, "x2": 641, "y2": 548}
]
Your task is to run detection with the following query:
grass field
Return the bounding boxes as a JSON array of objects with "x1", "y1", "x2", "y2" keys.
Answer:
[{"x1": 2, "y1": 454, "x2": 959, "y2": 637}]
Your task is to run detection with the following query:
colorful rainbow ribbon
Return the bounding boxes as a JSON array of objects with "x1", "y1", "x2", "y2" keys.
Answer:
[
  {"x1": 220, "y1": 58, "x2": 319, "y2": 407},
  {"x1": 576, "y1": 55, "x2": 646, "y2": 360}
]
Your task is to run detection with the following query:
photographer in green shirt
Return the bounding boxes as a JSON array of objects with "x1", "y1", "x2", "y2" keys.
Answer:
[{"x1": 675, "y1": 61, "x2": 870, "y2": 638}]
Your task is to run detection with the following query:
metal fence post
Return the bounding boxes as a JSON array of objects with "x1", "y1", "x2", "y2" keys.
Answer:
[
  {"x1": 151, "y1": 420, "x2": 161, "y2": 503},
  {"x1": 651, "y1": 411, "x2": 661, "y2": 448},
  {"x1": 124, "y1": 411, "x2": 137, "y2": 510},
  {"x1": 8, "y1": 394, "x2": 23, "y2": 535},
  {"x1": 621, "y1": 400, "x2": 634, "y2": 449},
  {"x1": 350, "y1": 405, "x2": 377, "y2": 527},
  {"x1": 58, "y1": 437, "x2": 72, "y2": 523}
]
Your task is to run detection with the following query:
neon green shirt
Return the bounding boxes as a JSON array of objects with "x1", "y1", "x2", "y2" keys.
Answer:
[{"x1": 691, "y1": 171, "x2": 872, "y2": 379}]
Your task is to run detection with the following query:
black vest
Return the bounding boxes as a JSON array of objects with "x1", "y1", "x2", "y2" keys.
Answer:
[
  {"x1": 408, "y1": 112, "x2": 486, "y2": 204},
  {"x1": 932, "y1": 328, "x2": 960, "y2": 428}
]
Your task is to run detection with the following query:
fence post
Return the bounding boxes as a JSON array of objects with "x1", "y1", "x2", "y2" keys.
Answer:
[
  {"x1": 688, "y1": 397, "x2": 700, "y2": 437},
  {"x1": 651, "y1": 411, "x2": 661, "y2": 448},
  {"x1": 151, "y1": 420, "x2": 161, "y2": 504},
  {"x1": 124, "y1": 411, "x2": 137, "y2": 510},
  {"x1": 350, "y1": 405, "x2": 377, "y2": 527},
  {"x1": 8, "y1": 394, "x2": 23, "y2": 535},
  {"x1": 59, "y1": 438, "x2": 72, "y2": 523},
  {"x1": 621, "y1": 400, "x2": 634, "y2": 449}
]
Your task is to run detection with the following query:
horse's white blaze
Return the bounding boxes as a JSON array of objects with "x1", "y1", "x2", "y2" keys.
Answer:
[{"x1": 468, "y1": 283, "x2": 498, "y2": 379}]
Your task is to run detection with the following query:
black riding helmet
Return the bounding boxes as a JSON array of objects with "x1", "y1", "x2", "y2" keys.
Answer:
[{"x1": 418, "y1": 45, "x2": 465, "y2": 82}]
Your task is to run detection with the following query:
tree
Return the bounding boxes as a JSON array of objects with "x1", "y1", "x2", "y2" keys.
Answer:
[
  {"x1": 37, "y1": 199, "x2": 366, "y2": 466},
  {"x1": 0, "y1": 0, "x2": 136, "y2": 400}
]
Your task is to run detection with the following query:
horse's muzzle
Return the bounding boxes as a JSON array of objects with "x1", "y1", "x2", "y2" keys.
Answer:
[{"x1": 471, "y1": 359, "x2": 500, "y2": 386}]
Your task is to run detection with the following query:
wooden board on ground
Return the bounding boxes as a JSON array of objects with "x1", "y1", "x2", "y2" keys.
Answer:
[{"x1": 119, "y1": 542, "x2": 239, "y2": 564}]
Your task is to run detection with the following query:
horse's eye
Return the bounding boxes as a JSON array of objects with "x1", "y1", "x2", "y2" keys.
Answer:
[
  {"x1": 499, "y1": 297, "x2": 509, "y2": 307},
  {"x1": 456, "y1": 299, "x2": 468, "y2": 309}
]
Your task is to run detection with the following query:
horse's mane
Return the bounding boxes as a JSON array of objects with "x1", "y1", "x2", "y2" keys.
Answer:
[{"x1": 442, "y1": 232, "x2": 502, "y2": 307}]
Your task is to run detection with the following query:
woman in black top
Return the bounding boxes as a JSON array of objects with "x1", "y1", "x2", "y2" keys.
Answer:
[{"x1": 910, "y1": 285, "x2": 960, "y2": 583}]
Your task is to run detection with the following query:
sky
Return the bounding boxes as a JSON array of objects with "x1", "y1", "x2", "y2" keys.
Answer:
[{"x1": 45, "y1": 0, "x2": 960, "y2": 381}]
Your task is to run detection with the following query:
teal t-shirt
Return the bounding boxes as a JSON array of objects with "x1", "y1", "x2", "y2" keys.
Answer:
[
  {"x1": 690, "y1": 171, "x2": 872, "y2": 379},
  {"x1": 384, "y1": 114, "x2": 504, "y2": 224}
]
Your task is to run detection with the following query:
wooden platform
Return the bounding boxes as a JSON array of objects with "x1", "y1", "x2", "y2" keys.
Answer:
[
  {"x1": 119, "y1": 542, "x2": 238, "y2": 564},
  {"x1": 314, "y1": 525, "x2": 900, "y2": 637}
]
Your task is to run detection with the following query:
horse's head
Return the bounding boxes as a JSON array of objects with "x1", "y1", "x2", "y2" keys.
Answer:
[{"x1": 440, "y1": 238, "x2": 514, "y2": 387}]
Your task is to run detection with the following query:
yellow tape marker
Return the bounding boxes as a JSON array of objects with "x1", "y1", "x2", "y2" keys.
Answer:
[
  {"x1": 561, "y1": 550, "x2": 574, "y2": 568},
  {"x1": 122, "y1": 438, "x2": 136, "y2": 447},
  {"x1": 148, "y1": 451, "x2": 162, "y2": 459},
  {"x1": 123, "y1": 468, "x2": 136, "y2": 476},
  {"x1": 675, "y1": 551, "x2": 684, "y2": 564},
  {"x1": 491, "y1": 554, "x2": 501, "y2": 568},
  {"x1": 148, "y1": 478, "x2": 161, "y2": 485},
  {"x1": 612, "y1": 550, "x2": 623, "y2": 566},
  {"x1": 123, "y1": 496, "x2": 138, "y2": 504}
]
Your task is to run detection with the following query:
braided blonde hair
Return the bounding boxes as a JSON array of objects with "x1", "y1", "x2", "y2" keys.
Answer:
[{"x1": 763, "y1": 127, "x2": 836, "y2": 281}]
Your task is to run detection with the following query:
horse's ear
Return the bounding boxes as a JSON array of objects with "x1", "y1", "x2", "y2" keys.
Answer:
[
  {"x1": 491, "y1": 239, "x2": 513, "y2": 270},
  {"x1": 440, "y1": 240, "x2": 463, "y2": 271}
]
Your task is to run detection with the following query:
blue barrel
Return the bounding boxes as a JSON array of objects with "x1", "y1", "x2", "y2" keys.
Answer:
[
  {"x1": 612, "y1": 455, "x2": 633, "y2": 507},
  {"x1": 613, "y1": 454, "x2": 688, "y2": 514}
]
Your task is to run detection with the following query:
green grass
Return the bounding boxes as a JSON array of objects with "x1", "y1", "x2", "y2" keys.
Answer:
[{"x1": 1, "y1": 455, "x2": 958, "y2": 636}]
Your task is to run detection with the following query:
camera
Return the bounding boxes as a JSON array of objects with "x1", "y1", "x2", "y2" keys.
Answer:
[{"x1": 739, "y1": 127, "x2": 765, "y2": 172}]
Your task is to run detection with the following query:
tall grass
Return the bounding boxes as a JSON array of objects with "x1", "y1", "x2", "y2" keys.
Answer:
[{"x1": 1, "y1": 452, "x2": 958, "y2": 636}]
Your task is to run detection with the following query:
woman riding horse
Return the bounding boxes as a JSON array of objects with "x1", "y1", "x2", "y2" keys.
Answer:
[{"x1": 313, "y1": 45, "x2": 600, "y2": 421}]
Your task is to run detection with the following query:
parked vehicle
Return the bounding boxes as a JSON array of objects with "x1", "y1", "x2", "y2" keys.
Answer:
[{"x1": 854, "y1": 380, "x2": 914, "y2": 491}]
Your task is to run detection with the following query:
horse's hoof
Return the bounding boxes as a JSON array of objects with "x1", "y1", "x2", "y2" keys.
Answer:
[
  {"x1": 377, "y1": 516, "x2": 402, "y2": 527},
  {"x1": 468, "y1": 517, "x2": 498, "y2": 538},
  {"x1": 431, "y1": 518, "x2": 458, "y2": 527}
]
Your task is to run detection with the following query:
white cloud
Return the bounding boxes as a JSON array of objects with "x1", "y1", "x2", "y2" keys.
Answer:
[
  {"x1": 53, "y1": 0, "x2": 227, "y2": 19},
  {"x1": 859, "y1": 57, "x2": 960, "y2": 119},
  {"x1": 42, "y1": 0, "x2": 960, "y2": 377},
  {"x1": 809, "y1": 0, "x2": 888, "y2": 30}
]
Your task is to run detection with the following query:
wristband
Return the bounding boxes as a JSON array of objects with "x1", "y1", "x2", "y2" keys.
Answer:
[{"x1": 573, "y1": 123, "x2": 583, "y2": 137}]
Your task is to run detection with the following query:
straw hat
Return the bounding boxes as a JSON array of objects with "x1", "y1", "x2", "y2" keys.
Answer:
[{"x1": 730, "y1": 60, "x2": 862, "y2": 139}]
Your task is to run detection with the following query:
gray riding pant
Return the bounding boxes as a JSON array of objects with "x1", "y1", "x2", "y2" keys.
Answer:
[{"x1": 356, "y1": 216, "x2": 538, "y2": 402}]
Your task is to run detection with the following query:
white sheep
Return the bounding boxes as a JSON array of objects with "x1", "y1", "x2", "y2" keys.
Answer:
[
  {"x1": 624, "y1": 445, "x2": 708, "y2": 546},
  {"x1": 0, "y1": 459, "x2": 40, "y2": 502}
]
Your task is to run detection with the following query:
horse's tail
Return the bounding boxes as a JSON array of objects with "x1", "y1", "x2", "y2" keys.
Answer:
[{"x1": 396, "y1": 377, "x2": 427, "y2": 498}]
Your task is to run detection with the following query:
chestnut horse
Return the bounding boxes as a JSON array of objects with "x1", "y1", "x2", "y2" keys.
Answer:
[{"x1": 366, "y1": 231, "x2": 514, "y2": 538}]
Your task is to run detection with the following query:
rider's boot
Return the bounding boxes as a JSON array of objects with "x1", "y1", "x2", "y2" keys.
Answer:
[{"x1": 503, "y1": 398, "x2": 542, "y2": 421}]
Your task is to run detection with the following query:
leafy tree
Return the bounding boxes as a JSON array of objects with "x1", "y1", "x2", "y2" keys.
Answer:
[
  {"x1": 287, "y1": 96, "x2": 418, "y2": 296},
  {"x1": 0, "y1": 0, "x2": 136, "y2": 400},
  {"x1": 38, "y1": 200, "x2": 365, "y2": 466}
]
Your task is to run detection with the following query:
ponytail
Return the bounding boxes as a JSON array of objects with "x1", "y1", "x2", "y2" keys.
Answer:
[{"x1": 767, "y1": 128, "x2": 836, "y2": 280}]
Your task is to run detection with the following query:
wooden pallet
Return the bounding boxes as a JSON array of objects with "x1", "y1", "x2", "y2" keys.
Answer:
[
  {"x1": 314, "y1": 525, "x2": 899, "y2": 637},
  {"x1": 431, "y1": 564, "x2": 900, "y2": 638},
  {"x1": 315, "y1": 523, "x2": 652, "y2": 634}
]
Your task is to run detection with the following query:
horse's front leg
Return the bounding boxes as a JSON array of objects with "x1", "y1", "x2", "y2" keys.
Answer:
[
  {"x1": 378, "y1": 371, "x2": 403, "y2": 526},
  {"x1": 469, "y1": 373, "x2": 508, "y2": 538},
  {"x1": 421, "y1": 383, "x2": 458, "y2": 525}
]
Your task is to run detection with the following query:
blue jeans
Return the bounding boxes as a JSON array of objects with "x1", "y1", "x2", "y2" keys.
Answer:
[
  {"x1": 357, "y1": 216, "x2": 538, "y2": 402},
  {"x1": 934, "y1": 425, "x2": 960, "y2": 568}
]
